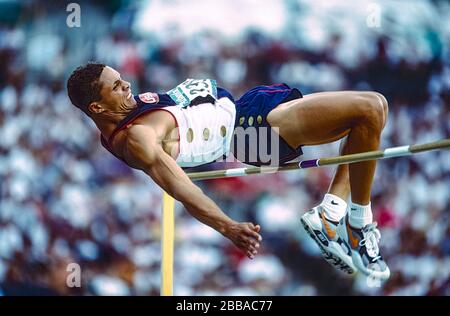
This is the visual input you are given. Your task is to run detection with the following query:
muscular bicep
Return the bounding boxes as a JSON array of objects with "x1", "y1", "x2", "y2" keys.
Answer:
[
  {"x1": 122, "y1": 125, "x2": 159, "y2": 170},
  {"x1": 123, "y1": 125, "x2": 199, "y2": 198}
]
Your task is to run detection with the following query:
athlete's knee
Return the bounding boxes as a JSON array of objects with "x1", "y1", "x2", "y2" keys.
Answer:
[
  {"x1": 373, "y1": 92, "x2": 389, "y2": 127},
  {"x1": 356, "y1": 92, "x2": 386, "y2": 132}
]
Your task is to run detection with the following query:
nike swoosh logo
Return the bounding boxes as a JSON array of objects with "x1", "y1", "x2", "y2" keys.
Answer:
[
  {"x1": 331, "y1": 200, "x2": 339, "y2": 205},
  {"x1": 346, "y1": 219, "x2": 359, "y2": 249},
  {"x1": 350, "y1": 208, "x2": 357, "y2": 211},
  {"x1": 320, "y1": 212, "x2": 336, "y2": 239}
]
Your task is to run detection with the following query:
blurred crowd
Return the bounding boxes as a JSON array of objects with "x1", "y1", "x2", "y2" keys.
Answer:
[{"x1": 0, "y1": 1, "x2": 449, "y2": 295}]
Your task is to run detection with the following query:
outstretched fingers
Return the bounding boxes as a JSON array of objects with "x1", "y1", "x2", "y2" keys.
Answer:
[
  {"x1": 247, "y1": 223, "x2": 262, "y2": 241},
  {"x1": 243, "y1": 223, "x2": 262, "y2": 259},
  {"x1": 227, "y1": 222, "x2": 264, "y2": 259}
]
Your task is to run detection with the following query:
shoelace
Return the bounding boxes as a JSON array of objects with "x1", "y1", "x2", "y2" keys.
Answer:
[{"x1": 359, "y1": 222, "x2": 381, "y2": 261}]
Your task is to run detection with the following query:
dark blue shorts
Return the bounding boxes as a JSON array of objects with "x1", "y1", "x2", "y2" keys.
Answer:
[{"x1": 231, "y1": 84, "x2": 303, "y2": 167}]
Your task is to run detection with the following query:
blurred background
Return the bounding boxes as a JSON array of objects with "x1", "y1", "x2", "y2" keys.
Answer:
[{"x1": 0, "y1": 0, "x2": 449, "y2": 296}]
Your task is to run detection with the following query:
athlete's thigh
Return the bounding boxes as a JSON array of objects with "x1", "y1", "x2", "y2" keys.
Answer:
[{"x1": 267, "y1": 91, "x2": 371, "y2": 148}]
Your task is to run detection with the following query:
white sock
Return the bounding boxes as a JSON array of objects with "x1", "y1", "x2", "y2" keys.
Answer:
[
  {"x1": 348, "y1": 202, "x2": 373, "y2": 228},
  {"x1": 320, "y1": 193, "x2": 347, "y2": 222}
]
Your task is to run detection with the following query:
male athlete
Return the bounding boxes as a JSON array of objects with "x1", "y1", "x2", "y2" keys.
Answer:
[{"x1": 67, "y1": 62, "x2": 390, "y2": 281}]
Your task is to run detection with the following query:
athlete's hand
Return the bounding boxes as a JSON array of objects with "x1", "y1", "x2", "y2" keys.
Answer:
[{"x1": 225, "y1": 222, "x2": 262, "y2": 259}]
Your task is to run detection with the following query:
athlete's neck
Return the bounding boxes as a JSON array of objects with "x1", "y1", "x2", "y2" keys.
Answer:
[{"x1": 93, "y1": 113, "x2": 128, "y2": 141}]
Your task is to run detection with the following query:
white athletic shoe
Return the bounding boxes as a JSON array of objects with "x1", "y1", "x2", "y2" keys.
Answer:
[
  {"x1": 301, "y1": 206, "x2": 357, "y2": 274},
  {"x1": 337, "y1": 215, "x2": 390, "y2": 281}
]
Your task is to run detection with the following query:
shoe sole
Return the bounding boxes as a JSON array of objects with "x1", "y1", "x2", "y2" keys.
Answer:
[{"x1": 301, "y1": 217, "x2": 356, "y2": 275}]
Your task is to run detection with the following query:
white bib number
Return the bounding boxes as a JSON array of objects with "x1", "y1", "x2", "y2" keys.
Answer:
[{"x1": 167, "y1": 78, "x2": 218, "y2": 107}]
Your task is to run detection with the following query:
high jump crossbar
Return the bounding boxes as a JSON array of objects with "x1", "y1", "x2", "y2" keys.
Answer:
[
  {"x1": 161, "y1": 138, "x2": 450, "y2": 295},
  {"x1": 186, "y1": 139, "x2": 450, "y2": 181}
]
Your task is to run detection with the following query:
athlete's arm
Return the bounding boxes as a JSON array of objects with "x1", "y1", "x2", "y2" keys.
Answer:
[{"x1": 122, "y1": 124, "x2": 261, "y2": 258}]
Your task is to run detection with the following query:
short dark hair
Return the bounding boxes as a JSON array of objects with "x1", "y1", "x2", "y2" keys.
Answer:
[{"x1": 67, "y1": 62, "x2": 106, "y2": 116}]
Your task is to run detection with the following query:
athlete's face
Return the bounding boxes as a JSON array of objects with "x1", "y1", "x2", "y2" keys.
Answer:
[{"x1": 89, "y1": 66, "x2": 137, "y2": 116}]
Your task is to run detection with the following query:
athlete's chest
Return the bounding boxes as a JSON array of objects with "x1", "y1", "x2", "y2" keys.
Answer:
[{"x1": 111, "y1": 110, "x2": 178, "y2": 157}]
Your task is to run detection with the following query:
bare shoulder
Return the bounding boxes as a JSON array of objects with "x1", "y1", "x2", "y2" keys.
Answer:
[
  {"x1": 126, "y1": 124, "x2": 157, "y2": 143},
  {"x1": 122, "y1": 124, "x2": 161, "y2": 169}
]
